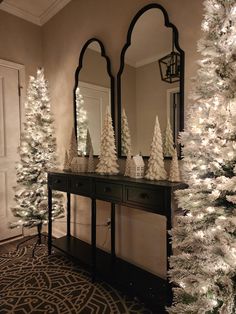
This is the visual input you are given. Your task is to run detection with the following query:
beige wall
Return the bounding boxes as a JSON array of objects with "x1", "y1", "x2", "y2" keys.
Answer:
[
  {"x1": 122, "y1": 64, "x2": 137, "y2": 152},
  {"x1": 0, "y1": 10, "x2": 42, "y2": 79},
  {"x1": 79, "y1": 48, "x2": 109, "y2": 88},
  {"x1": 41, "y1": 0, "x2": 203, "y2": 279}
]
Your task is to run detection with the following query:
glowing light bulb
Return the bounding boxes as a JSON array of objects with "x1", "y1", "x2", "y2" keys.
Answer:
[{"x1": 206, "y1": 207, "x2": 215, "y2": 213}]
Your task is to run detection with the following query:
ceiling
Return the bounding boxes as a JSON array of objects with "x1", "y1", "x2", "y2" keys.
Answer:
[{"x1": 0, "y1": 0, "x2": 71, "y2": 25}]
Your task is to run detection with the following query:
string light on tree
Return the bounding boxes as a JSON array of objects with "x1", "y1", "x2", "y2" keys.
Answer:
[{"x1": 168, "y1": 1, "x2": 236, "y2": 313}]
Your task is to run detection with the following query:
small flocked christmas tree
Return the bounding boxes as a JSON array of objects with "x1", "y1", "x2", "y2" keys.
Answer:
[
  {"x1": 145, "y1": 115, "x2": 167, "y2": 180},
  {"x1": 168, "y1": 147, "x2": 180, "y2": 182},
  {"x1": 168, "y1": 1, "x2": 236, "y2": 313},
  {"x1": 76, "y1": 87, "x2": 88, "y2": 155},
  {"x1": 68, "y1": 127, "x2": 78, "y2": 167},
  {"x1": 163, "y1": 118, "x2": 175, "y2": 157},
  {"x1": 11, "y1": 69, "x2": 64, "y2": 236},
  {"x1": 96, "y1": 107, "x2": 119, "y2": 175},
  {"x1": 121, "y1": 108, "x2": 132, "y2": 155}
]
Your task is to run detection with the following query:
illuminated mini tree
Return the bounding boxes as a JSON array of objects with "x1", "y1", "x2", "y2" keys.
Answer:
[
  {"x1": 11, "y1": 69, "x2": 64, "y2": 240},
  {"x1": 168, "y1": 1, "x2": 236, "y2": 313},
  {"x1": 76, "y1": 87, "x2": 88, "y2": 155}
]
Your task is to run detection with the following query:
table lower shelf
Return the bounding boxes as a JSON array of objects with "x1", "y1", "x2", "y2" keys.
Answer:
[{"x1": 52, "y1": 236, "x2": 169, "y2": 312}]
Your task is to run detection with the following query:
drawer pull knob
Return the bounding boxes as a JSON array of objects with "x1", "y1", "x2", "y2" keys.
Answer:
[
  {"x1": 75, "y1": 182, "x2": 83, "y2": 188},
  {"x1": 104, "y1": 187, "x2": 111, "y2": 193},
  {"x1": 140, "y1": 193, "x2": 149, "y2": 199},
  {"x1": 54, "y1": 179, "x2": 60, "y2": 184}
]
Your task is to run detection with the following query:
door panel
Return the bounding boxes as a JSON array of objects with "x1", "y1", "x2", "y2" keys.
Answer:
[
  {"x1": 0, "y1": 64, "x2": 22, "y2": 241},
  {"x1": 79, "y1": 82, "x2": 110, "y2": 155}
]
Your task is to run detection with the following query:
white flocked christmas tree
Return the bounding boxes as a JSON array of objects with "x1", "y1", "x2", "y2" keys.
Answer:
[
  {"x1": 168, "y1": 1, "x2": 236, "y2": 313},
  {"x1": 145, "y1": 115, "x2": 167, "y2": 180},
  {"x1": 76, "y1": 87, "x2": 88, "y2": 156},
  {"x1": 11, "y1": 69, "x2": 64, "y2": 230},
  {"x1": 96, "y1": 107, "x2": 119, "y2": 175},
  {"x1": 163, "y1": 118, "x2": 175, "y2": 157}
]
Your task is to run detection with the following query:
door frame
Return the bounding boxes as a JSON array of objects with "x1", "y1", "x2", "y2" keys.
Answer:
[
  {"x1": 0, "y1": 59, "x2": 25, "y2": 130},
  {"x1": 0, "y1": 59, "x2": 25, "y2": 243}
]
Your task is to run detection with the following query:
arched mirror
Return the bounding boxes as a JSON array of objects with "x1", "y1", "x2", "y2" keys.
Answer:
[
  {"x1": 73, "y1": 38, "x2": 115, "y2": 156},
  {"x1": 117, "y1": 4, "x2": 184, "y2": 158}
]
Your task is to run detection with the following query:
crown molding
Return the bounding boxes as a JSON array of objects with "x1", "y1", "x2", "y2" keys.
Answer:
[
  {"x1": 0, "y1": 0, "x2": 71, "y2": 26},
  {"x1": 40, "y1": 0, "x2": 71, "y2": 25}
]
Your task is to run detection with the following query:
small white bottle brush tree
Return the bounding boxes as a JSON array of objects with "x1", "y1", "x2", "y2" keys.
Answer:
[
  {"x1": 96, "y1": 107, "x2": 119, "y2": 175},
  {"x1": 145, "y1": 115, "x2": 167, "y2": 180}
]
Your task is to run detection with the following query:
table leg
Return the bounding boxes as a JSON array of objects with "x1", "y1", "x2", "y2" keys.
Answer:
[
  {"x1": 67, "y1": 193, "x2": 71, "y2": 237},
  {"x1": 111, "y1": 203, "x2": 116, "y2": 269},
  {"x1": 48, "y1": 186, "x2": 52, "y2": 255},
  {"x1": 91, "y1": 198, "x2": 96, "y2": 281}
]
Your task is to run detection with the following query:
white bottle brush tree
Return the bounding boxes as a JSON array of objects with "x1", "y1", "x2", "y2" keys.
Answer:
[
  {"x1": 122, "y1": 108, "x2": 132, "y2": 176},
  {"x1": 168, "y1": 147, "x2": 180, "y2": 182},
  {"x1": 11, "y1": 69, "x2": 64, "y2": 241},
  {"x1": 96, "y1": 107, "x2": 119, "y2": 175},
  {"x1": 168, "y1": 1, "x2": 236, "y2": 313},
  {"x1": 76, "y1": 87, "x2": 88, "y2": 156},
  {"x1": 67, "y1": 127, "x2": 78, "y2": 167},
  {"x1": 121, "y1": 108, "x2": 132, "y2": 155},
  {"x1": 163, "y1": 118, "x2": 175, "y2": 157},
  {"x1": 145, "y1": 115, "x2": 167, "y2": 180}
]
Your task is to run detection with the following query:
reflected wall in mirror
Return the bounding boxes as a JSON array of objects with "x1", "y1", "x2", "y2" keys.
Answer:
[
  {"x1": 74, "y1": 39, "x2": 114, "y2": 156},
  {"x1": 117, "y1": 4, "x2": 184, "y2": 158}
]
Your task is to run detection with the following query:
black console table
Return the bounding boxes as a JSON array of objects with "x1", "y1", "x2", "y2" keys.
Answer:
[{"x1": 47, "y1": 170, "x2": 185, "y2": 312}]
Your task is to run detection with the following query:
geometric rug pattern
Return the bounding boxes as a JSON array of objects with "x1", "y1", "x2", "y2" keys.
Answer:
[{"x1": 0, "y1": 242, "x2": 153, "y2": 313}]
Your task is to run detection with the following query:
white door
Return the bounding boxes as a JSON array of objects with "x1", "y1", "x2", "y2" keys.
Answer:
[
  {"x1": 79, "y1": 82, "x2": 110, "y2": 155},
  {"x1": 0, "y1": 64, "x2": 22, "y2": 241}
]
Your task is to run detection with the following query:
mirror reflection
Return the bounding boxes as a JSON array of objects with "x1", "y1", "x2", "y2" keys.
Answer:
[
  {"x1": 120, "y1": 9, "x2": 182, "y2": 157},
  {"x1": 75, "y1": 41, "x2": 111, "y2": 155}
]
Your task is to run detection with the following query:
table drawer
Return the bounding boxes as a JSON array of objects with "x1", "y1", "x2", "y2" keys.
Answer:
[
  {"x1": 48, "y1": 174, "x2": 68, "y2": 192},
  {"x1": 95, "y1": 181, "x2": 122, "y2": 201},
  {"x1": 125, "y1": 186, "x2": 165, "y2": 211},
  {"x1": 70, "y1": 177, "x2": 92, "y2": 195}
]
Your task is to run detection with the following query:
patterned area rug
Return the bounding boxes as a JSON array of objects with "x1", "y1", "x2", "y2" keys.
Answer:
[{"x1": 0, "y1": 241, "x2": 152, "y2": 314}]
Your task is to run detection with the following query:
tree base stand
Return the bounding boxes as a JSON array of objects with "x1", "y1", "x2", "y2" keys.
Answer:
[{"x1": 16, "y1": 224, "x2": 47, "y2": 257}]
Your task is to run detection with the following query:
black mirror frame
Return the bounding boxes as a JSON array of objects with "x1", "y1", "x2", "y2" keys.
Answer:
[
  {"x1": 73, "y1": 38, "x2": 115, "y2": 156},
  {"x1": 117, "y1": 3, "x2": 185, "y2": 158}
]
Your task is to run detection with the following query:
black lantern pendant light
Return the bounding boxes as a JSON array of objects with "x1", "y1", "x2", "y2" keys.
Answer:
[{"x1": 158, "y1": 38, "x2": 180, "y2": 83}]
